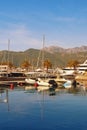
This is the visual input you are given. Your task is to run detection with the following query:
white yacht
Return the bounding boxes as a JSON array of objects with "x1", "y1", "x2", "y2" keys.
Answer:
[
  {"x1": 77, "y1": 60, "x2": 87, "y2": 73},
  {"x1": 63, "y1": 60, "x2": 87, "y2": 74},
  {"x1": 63, "y1": 67, "x2": 75, "y2": 74}
]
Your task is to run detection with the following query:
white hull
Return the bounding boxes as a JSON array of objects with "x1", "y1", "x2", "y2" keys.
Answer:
[
  {"x1": 37, "y1": 81, "x2": 49, "y2": 86},
  {"x1": 25, "y1": 78, "x2": 36, "y2": 85},
  {"x1": 25, "y1": 78, "x2": 50, "y2": 86},
  {"x1": 37, "y1": 78, "x2": 50, "y2": 86}
]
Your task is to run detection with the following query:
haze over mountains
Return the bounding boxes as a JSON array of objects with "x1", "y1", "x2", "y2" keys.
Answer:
[
  {"x1": 44, "y1": 45, "x2": 87, "y2": 53},
  {"x1": 1, "y1": 45, "x2": 87, "y2": 53}
]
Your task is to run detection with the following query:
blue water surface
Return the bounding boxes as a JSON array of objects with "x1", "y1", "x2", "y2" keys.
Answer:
[{"x1": 0, "y1": 87, "x2": 87, "y2": 130}]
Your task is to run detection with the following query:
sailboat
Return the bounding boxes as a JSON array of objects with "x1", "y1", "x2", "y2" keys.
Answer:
[
  {"x1": 0, "y1": 40, "x2": 27, "y2": 86},
  {"x1": 25, "y1": 35, "x2": 51, "y2": 87}
]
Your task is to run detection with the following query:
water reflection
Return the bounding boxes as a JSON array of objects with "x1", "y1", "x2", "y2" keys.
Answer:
[
  {"x1": 0, "y1": 84, "x2": 87, "y2": 100},
  {"x1": 0, "y1": 88, "x2": 9, "y2": 110},
  {"x1": 0, "y1": 84, "x2": 87, "y2": 130},
  {"x1": 0, "y1": 88, "x2": 8, "y2": 102}
]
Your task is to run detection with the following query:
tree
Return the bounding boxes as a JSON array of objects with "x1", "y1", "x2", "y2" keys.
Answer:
[
  {"x1": 0, "y1": 62, "x2": 14, "y2": 69},
  {"x1": 43, "y1": 59, "x2": 52, "y2": 72},
  {"x1": 67, "y1": 60, "x2": 79, "y2": 70},
  {"x1": 21, "y1": 60, "x2": 31, "y2": 71},
  {"x1": 8, "y1": 62, "x2": 15, "y2": 69}
]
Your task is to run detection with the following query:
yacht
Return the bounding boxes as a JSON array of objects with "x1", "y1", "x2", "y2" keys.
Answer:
[
  {"x1": 77, "y1": 60, "x2": 87, "y2": 73},
  {"x1": 63, "y1": 60, "x2": 87, "y2": 74},
  {"x1": 63, "y1": 67, "x2": 75, "y2": 74},
  {"x1": 75, "y1": 60, "x2": 87, "y2": 81}
]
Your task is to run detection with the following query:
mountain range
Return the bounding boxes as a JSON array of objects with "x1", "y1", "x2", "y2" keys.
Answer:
[
  {"x1": 0, "y1": 45, "x2": 87, "y2": 68},
  {"x1": 44, "y1": 45, "x2": 87, "y2": 53}
]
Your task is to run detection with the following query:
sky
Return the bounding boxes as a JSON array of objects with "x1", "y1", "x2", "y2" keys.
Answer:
[{"x1": 0, "y1": 0, "x2": 87, "y2": 51}]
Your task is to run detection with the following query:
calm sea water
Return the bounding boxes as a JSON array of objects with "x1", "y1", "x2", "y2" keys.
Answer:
[{"x1": 0, "y1": 86, "x2": 87, "y2": 130}]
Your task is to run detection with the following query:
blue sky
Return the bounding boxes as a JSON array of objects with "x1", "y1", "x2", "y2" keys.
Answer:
[{"x1": 0, "y1": 0, "x2": 87, "y2": 51}]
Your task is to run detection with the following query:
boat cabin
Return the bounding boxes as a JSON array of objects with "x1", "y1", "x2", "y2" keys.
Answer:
[{"x1": 0, "y1": 65, "x2": 8, "y2": 72}]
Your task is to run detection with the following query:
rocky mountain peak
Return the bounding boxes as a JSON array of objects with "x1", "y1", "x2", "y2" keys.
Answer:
[{"x1": 44, "y1": 45, "x2": 87, "y2": 53}]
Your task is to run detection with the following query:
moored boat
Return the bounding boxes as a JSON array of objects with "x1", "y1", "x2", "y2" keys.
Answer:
[
  {"x1": 25, "y1": 78, "x2": 37, "y2": 85},
  {"x1": 63, "y1": 59, "x2": 87, "y2": 74},
  {"x1": 25, "y1": 77, "x2": 50, "y2": 86},
  {"x1": 0, "y1": 72, "x2": 27, "y2": 81},
  {"x1": 75, "y1": 72, "x2": 87, "y2": 81}
]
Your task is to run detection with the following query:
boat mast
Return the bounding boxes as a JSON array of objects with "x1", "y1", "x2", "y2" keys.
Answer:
[
  {"x1": 8, "y1": 39, "x2": 10, "y2": 64},
  {"x1": 7, "y1": 39, "x2": 10, "y2": 72},
  {"x1": 42, "y1": 34, "x2": 45, "y2": 70},
  {"x1": 36, "y1": 35, "x2": 45, "y2": 70}
]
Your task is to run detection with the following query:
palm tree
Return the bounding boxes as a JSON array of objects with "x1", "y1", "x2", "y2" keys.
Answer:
[
  {"x1": 21, "y1": 60, "x2": 31, "y2": 71},
  {"x1": 0, "y1": 61, "x2": 15, "y2": 69},
  {"x1": 43, "y1": 59, "x2": 52, "y2": 72},
  {"x1": 67, "y1": 60, "x2": 79, "y2": 70}
]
